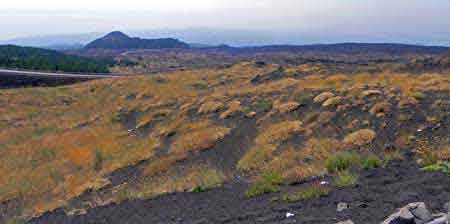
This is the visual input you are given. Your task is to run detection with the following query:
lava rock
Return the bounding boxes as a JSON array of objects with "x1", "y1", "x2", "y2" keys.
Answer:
[
  {"x1": 382, "y1": 202, "x2": 434, "y2": 224},
  {"x1": 337, "y1": 202, "x2": 349, "y2": 212}
]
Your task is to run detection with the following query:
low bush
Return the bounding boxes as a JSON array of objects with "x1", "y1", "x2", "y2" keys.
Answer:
[
  {"x1": 343, "y1": 129, "x2": 377, "y2": 147},
  {"x1": 333, "y1": 171, "x2": 359, "y2": 188},
  {"x1": 245, "y1": 170, "x2": 283, "y2": 198},
  {"x1": 362, "y1": 154, "x2": 382, "y2": 170},
  {"x1": 421, "y1": 150, "x2": 438, "y2": 167},
  {"x1": 282, "y1": 185, "x2": 330, "y2": 203},
  {"x1": 421, "y1": 163, "x2": 450, "y2": 174},
  {"x1": 93, "y1": 148, "x2": 103, "y2": 171},
  {"x1": 409, "y1": 91, "x2": 426, "y2": 101},
  {"x1": 253, "y1": 100, "x2": 273, "y2": 112},
  {"x1": 383, "y1": 150, "x2": 404, "y2": 167},
  {"x1": 325, "y1": 152, "x2": 361, "y2": 173},
  {"x1": 192, "y1": 186, "x2": 207, "y2": 193},
  {"x1": 245, "y1": 181, "x2": 280, "y2": 198}
]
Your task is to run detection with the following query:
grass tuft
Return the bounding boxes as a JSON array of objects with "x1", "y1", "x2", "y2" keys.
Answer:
[
  {"x1": 333, "y1": 171, "x2": 359, "y2": 188},
  {"x1": 282, "y1": 185, "x2": 330, "y2": 203},
  {"x1": 362, "y1": 154, "x2": 382, "y2": 170},
  {"x1": 245, "y1": 170, "x2": 283, "y2": 198},
  {"x1": 325, "y1": 152, "x2": 361, "y2": 173}
]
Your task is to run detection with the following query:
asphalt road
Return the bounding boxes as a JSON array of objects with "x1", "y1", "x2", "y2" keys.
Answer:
[
  {"x1": 0, "y1": 69, "x2": 122, "y2": 88},
  {"x1": 0, "y1": 69, "x2": 120, "y2": 79}
]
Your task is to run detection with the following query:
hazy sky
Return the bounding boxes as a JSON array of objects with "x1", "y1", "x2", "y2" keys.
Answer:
[{"x1": 1, "y1": 0, "x2": 450, "y2": 45}]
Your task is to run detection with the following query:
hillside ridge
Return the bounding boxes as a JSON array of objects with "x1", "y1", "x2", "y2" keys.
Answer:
[{"x1": 84, "y1": 31, "x2": 190, "y2": 50}]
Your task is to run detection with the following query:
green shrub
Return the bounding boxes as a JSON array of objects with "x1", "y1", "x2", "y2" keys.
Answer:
[
  {"x1": 245, "y1": 170, "x2": 283, "y2": 198},
  {"x1": 421, "y1": 151, "x2": 438, "y2": 167},
  {"x1": 409, "y1": 92, "x2": 426, "y2": 101},
  {"x1": 192, "y1": 186, "x2": 207, "y2": 193},
  {"x1": 241, "y1": 106, "x2": 253, "y2": 114},
  {"x1": 6, "y1": 218, "x2": 26, "y2": 224},
  {"x1": 294, "y1": 93, "x2": 313, "y2": 105},
  {"x1": 40, "y1": 148, "x2": 56, "y2": 161},
  {"x1": 421, "y1": 163, "x2": 450, "y2": 174},
  {"x1": 326, "y1": 152, "x2": 361, "y2": 173},
  {"x1": 253, "y1": 100, "x2": 272, "y2": 112},
  {"x1": 261, "y1": 170, "x2": 283, "y2": 185},
  {"x1": 333, "y1": 171, "x2": 358, "y2": 188},
  {"x1": 93, "y1": 148, "x2": 103, "y2": 171},
  {"x1": 282, "y1": 185, "x2": 330, "y2": 203},
  {"x1": 245, "y1": 182, "x2": 279, "y2": 198},
  {"x1": 192, "y1": 81, "x2": 209, "y2": 90},
  {"x1": 362, "y1": 154, "x2": 382, "y2": 170},
  {"x1": 383, "y1": 150, "x2": 403, "y2": 167}
]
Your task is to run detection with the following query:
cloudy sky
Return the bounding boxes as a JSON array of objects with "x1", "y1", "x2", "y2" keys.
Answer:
[{"x1": 1, "y1": 0, "x2": 450, "y2": 45}]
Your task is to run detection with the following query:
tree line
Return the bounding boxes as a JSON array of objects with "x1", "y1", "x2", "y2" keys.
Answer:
[{"x1": 0, "y1": 45, "x2": 113, "y2": 73}]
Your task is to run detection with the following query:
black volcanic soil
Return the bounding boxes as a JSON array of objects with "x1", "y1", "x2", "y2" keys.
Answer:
[{"x1": 29, "y1": 159, "x2": 450, "y2": 224}]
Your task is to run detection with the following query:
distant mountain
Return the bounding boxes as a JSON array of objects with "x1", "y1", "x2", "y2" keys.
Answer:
[
  {"x1": 0, "y1": 45, "x2": 113, "y2": 73},
  {"x1": 85, "y1": 31, "x2": 189, "y2": 50},
  {"x1": 200, "y1": 43, "x2": 450, "y2": 55},
  {"x1": 0, "y1": 33, "x2": 100, "y2": 48}
]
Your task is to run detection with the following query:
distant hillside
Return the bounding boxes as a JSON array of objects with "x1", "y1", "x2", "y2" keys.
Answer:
[
  {"x1": 85, "y1": 31, "x2": 189, "y2": 50},
  {"x1": 0, "y1": 45, "x2": 113, "y2": 73},
  {"x1": 205, "y1": 43, "x2": 450, "y2": 55}
]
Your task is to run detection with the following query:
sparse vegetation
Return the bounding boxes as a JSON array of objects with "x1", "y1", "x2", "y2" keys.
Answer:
[
  {"x1": 282, "y1": 184, "x2": 330, "y2": 203},
  {"x1": 1, "y1": 54, "x2": 450, "y2": 222}
]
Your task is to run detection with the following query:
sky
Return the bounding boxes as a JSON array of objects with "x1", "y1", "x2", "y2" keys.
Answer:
[{"x1": 1, "y1": 0, "x2": 450, "y2": 45}]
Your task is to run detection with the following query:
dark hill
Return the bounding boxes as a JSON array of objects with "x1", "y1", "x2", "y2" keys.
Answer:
[{"x1": 85, "y1": 31, "x2": 189, "y2": 50}]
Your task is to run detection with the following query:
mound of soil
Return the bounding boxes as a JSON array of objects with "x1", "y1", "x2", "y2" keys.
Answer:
[{"x1": 29, "y1": 159, "x2": 450, "y2": 224}]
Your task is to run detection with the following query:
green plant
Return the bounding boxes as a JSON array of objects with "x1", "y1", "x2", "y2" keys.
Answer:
[
  {"x1": 409, "y1": 91, "x2": 426, "y2": 101},
  {"x1": 241, "y1": 106, "x2": 253, "y2": 114},
  {"x1": 253, "y1": 100, "x2": 272, "y2": 112},
  {"x1": 333, "y1": 171, "x2": 358, "y2": 188},
  {"x1": 282, "y1": 185, "x2": 330, "y2": 203},
  {"x1": 362, "y1": 154, "x2": 382, "y2": 170},
  {"x1": 192, "y1": 81, "x2": 209, "y2": 90},
  {"x1": 383, "y1": 150, "x2": 403, "y2": 167},
  {"x1": 93, "y1": 148, "x2": 103, "y2": 171},
  {"x1": 421, "y1": 151, "x2": 438, "y2": 167},
  {"x1": 192, "y1": 186, "x2": 207, "y2": 193},
  {"x1": 245, "y1": 181, "x2": 280, "y2": 198},
  {"x1": 325, "y1": 152, "x2": 361, "y2": 173},
  {"x1": 293, "y1": 93, "x2": 313, "y2": 105},
  {"x1": 261, "y1": 170, "x2": 283, "y2": 185},
  {"x1": 245, "y1": 170, "x2": 283, "y2": 198},
  {"x1": 40, "y1": 148, "x2": 56, "y2": 161},
  {"x1": 421, "y1": 163, "x2": 450, "y2": 174},
  {"x1": 6, "y1": 218, "x2": 26, "y2": 224}
]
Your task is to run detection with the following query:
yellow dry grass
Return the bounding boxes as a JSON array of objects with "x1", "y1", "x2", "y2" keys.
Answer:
[
  {"x1": 343, "y1": 129, "x2": 377, "y2": 147},
  {"x1": 1, "y1": 61, "x2": 449, "y2": 220}
]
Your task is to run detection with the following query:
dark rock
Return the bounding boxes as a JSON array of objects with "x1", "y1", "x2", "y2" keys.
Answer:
[
  {"x1": 382, "y1": 202, "x2": 433, "y2": 224},
  {"x1": 409, "y1": 203, "x2": 433, "y2": 224}
]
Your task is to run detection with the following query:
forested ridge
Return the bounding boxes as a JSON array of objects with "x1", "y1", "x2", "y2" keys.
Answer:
[{"x1": 0, "y1": 45, "x2": 113, "y2": 73}]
